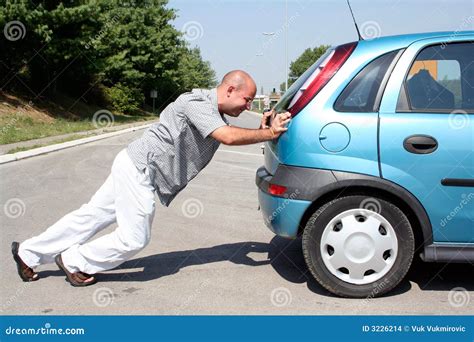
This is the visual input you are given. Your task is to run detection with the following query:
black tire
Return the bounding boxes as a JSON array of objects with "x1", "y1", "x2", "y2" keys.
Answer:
[{"x1": 302, "y1": 195, "x2": 414, "y2": 298}]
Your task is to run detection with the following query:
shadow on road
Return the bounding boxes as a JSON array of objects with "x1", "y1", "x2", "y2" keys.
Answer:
[
  {"x1": 267, "y1": 236, "x2": 474, "y2": 296},
  {"x1": 37, "y1": 236, "x2": 473, "y2": 297}
]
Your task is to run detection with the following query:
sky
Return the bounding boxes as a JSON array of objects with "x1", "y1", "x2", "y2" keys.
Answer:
[{"x1": 166, "y1": 0, "x2": 474, "y2": 94}]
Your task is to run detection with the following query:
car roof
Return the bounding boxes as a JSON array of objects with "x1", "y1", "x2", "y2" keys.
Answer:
[{"x1": 346, "y1": 30, "x2": 474, "y2": 54}]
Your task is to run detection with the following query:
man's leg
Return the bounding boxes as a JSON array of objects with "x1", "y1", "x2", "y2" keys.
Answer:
[
  {"x1": 18, "y1": 160, "x2": 117, "y2": 268},
  {"x1": 60, "y1": 149, "x2": 156, "y2": 275}
]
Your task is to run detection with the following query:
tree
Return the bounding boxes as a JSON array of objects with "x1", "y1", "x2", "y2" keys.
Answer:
[
  {"x1": 90, "y1": 0, "x2": 193, "y2": 111},
  {"x1": 0, "y1": 1, "x2": 98, "y2": 97},
  {"x1": 288, "y1": 45, "x2": 330, "y2": 87},
  {"x1": 279, "y1": 82, "x2": 285, "y2": 94},
  {"x1": 176, "y1": 47, "x2": 216, "y2": 92},
  {"x1": 0, "y1": 0, "x2": 217, "y2": 114}
]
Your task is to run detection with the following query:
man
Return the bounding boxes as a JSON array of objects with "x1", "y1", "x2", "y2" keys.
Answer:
[{"x1": 12, "y1": 70, "x2": 291, "y2": 286}]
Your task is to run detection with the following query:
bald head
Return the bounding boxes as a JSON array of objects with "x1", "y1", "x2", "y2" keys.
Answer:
[
  {"x1": 220, "y1": 70, "x2": 256, "y2": 91},
  {"x1": 216, "y1": 70, "x2": 257, "y2": 116}
]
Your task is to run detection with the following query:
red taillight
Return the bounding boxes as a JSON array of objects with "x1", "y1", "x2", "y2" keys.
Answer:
[
  {"x1": 289, "y1": 42, "x2": 357, "y2": 116},
  {"x1": 268, "y1": 183, "x2": 287, "y2": 196}
]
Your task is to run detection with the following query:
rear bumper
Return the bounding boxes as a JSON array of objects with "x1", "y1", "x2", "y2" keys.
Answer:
[
  {"x1": 256, "y1": 167, "x2": 311, "y2": 238},
  {"x1": 256, "y1": 165, "x2": 474, "y2": 262}
]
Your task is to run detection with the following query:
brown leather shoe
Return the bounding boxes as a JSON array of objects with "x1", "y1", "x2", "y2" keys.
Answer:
[
  {"x1": 55, "y1": 254, "x2": 96, "y2": 287},
  {"x1": 11, "y1": 242, "x2": 39, "y2": 282}
]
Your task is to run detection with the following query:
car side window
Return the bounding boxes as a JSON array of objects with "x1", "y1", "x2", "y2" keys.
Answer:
[
  {"x1": 397, "y1": 42, "x2": 474, "y2": 113},
  {"x1": 334, "y1": 50, "x2": 401, "y2": 112}
]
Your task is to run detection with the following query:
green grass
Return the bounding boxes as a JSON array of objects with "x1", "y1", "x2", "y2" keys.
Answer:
[{"x1": 0, "y1": 113, "x2": 156, "y2": 145}]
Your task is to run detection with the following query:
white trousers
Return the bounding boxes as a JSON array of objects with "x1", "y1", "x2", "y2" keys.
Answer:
[{"x1": 19, "y1": 149, "x2": 156, "y2": 274}]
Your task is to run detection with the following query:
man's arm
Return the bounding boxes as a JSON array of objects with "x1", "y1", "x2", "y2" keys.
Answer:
[
  {"x1": 211, "y1": 126, "x2": 274, "y2": 145},
  {"x1": 211, "y1": 112, "x2": 291, "y2": 146}
]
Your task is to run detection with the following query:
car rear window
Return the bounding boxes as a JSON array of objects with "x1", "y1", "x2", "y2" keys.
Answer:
[
  {"x1": 273, "y1": 48, "x2": 334, "y2": 112},
  {"x1": 334, "y1": 49, "x2": 402, "y2": 112}
]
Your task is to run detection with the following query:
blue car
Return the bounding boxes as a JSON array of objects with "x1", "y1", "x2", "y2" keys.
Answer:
[{"x1": 256, "y1": 31, "x2": 473, "y2": 298}]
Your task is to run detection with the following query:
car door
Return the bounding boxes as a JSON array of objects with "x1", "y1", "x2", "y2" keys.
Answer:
[{"x1": 378, "y1": 35, "x2": 474, "y2": 243}]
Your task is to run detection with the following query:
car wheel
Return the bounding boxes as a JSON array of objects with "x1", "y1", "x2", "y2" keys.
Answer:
[{"x1": 302, "y1": 195, "x2": 414, "y2": 298}]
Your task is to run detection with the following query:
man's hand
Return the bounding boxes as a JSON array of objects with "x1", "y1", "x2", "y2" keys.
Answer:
[
  {"x1": 211, "y1": 111, "x2": 292, "y2": 145},
  {"x1": 269, "y1": 112, "x2": 291, "y2": 139},
  {"x1": 260, "y1": 110, "x2": 274, "y2": 129}
]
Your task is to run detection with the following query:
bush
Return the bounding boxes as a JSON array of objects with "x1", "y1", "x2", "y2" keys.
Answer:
[{"x1": 105, "y1": 83, "x2": 144, "y2": 114}]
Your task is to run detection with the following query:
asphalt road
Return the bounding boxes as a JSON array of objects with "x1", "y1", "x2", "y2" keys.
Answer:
[{"x1": 1, "y1": 111, "x2": 472, "y2": 315}]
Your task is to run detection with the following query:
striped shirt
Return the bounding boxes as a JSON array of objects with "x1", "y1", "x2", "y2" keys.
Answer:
[{"x1": 127, "y1": 88, "x2": 229, "y2": 206}]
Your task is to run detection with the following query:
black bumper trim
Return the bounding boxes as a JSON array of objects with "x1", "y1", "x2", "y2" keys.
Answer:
[
  {"x1": 421, "y1": 244, "x2": 474, "y2": 262},
  {"x1": 256, "y1": 165, "x2": 338, "y2": 200},
  {"x1": 256, "y1": 164, "x2": 434, "y2": 247}
]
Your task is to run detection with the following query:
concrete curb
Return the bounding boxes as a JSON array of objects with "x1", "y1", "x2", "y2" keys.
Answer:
[{"x1": 0, "y1": 123, "x2": 153, "y2": 165}]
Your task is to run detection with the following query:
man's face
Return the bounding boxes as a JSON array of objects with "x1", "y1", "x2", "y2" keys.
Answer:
[{"x1": 224, "y1": 83, "x2": 256, "y2": 117}]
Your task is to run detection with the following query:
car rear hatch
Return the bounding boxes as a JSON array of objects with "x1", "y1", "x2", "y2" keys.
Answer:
[{"x1": 264, "y1": 42, "x2": 358, "y2": 175}]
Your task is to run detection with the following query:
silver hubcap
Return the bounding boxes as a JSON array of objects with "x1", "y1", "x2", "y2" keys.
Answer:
[{"x1": 320, "y1": 209, "x2": 398, "y2": 285}]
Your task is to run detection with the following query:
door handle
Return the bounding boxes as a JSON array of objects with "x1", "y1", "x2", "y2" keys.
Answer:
[{"x1": 403, "y1": 135, "x2": 438, "y2": 154}]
